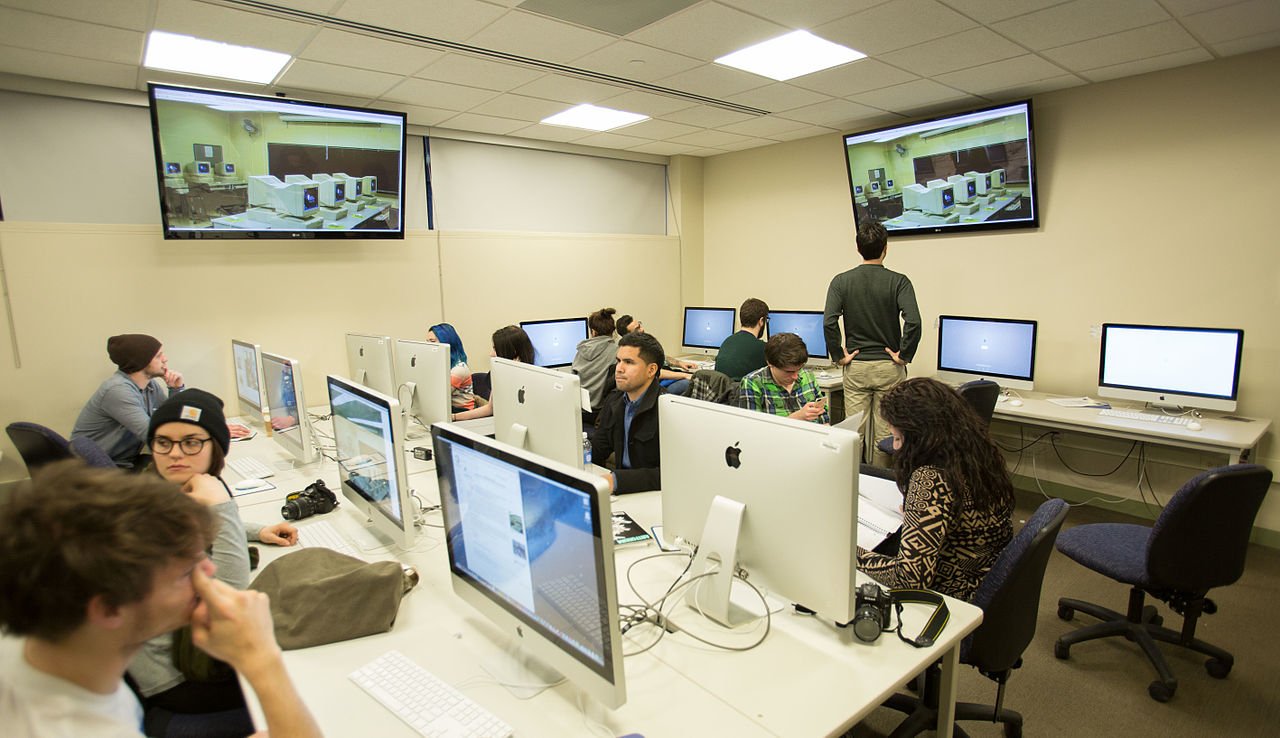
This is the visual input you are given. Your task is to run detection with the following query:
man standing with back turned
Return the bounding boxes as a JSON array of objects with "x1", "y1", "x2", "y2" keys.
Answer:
[{"x1": 824, "y1": 220, "x2": 921, "y2": 466}]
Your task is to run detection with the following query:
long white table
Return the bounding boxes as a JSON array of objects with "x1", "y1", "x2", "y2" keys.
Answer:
[{"x1": 227, "y1": 427, "x2": 981, "y2": 738}]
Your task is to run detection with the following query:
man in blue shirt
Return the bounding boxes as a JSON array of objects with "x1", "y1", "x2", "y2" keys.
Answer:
[{"x1": 591, "y1": 332, "x2": 665, "y2": 494}]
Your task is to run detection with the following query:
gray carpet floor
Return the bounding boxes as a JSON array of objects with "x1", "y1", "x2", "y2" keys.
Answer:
[{"x1": 849, "y1": 489, "x2": 1280, "y2": 737}]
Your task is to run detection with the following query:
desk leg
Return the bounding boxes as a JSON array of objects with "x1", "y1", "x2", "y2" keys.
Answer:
[{"x1": 936, "y1": 643, "x2": 959, "y2": 738}]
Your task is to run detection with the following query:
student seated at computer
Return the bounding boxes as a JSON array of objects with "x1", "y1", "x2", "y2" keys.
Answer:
[
  {"x1": 426, "y1": 323, "x2": 475, "y2": 413},
  {"x1": 131, "y1": 389, "x2": 299, "y2": 732},
  {"x1": 453, "y1": 326, "x2": 535, "y2": 422},
  {"x1": 0, "y1": 461, "x2": 321, "y2": 738},
  {"x1": 737, "y1": 333, "x2": 829, "y2": 424},
  {"x1": 856, "y1": 378, "x2": 1014, "y2": 601},
  {"x1": 592, "y1": 332, "x2": 665, "y2": 494},
  {"x1": 615, "y1": 314, "x2": 695, "y2": 395},
  {"x1": 715, "y1": 297, "x2": 769, "y2": 381},
  {"x1": 572, "y1": 308, "x2": 619, "y2": 413}
]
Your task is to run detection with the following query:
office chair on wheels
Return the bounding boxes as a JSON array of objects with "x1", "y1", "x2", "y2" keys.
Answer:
[
  {"x1": 881, "y1": 498, "x2": 1068, "y2": 737},
  {"x1": 1053, "y1": 464, "x2": 1271, "y2": 702},
  {"x1": 6, "y1": 422, "x2": 75, "y2": 472}
]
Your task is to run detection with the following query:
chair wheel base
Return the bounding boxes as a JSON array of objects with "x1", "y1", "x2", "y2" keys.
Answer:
[
  {"x1": 1057, "y1": 604, "x2": 1074, "y2": 621},
  {"x1": 1054, "y1": 641, "x2": 1070, "y2": 660},
  {"x1": 1148, "y1": 679, "x2": 1177, "y2": 702},
  {"x1": 1206, "y1": 657, "x2": 1233, "y2": 679}
]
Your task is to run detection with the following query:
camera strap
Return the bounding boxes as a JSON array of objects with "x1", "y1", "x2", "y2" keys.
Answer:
[{"x1": 888, "y1": 588, "x2": 950, "y2": 648}]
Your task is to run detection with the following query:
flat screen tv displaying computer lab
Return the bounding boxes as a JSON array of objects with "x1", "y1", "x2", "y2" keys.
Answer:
[
  {"x1": 936, "y1": 315, "x2": 1038, "y2": 391},
  {"x1": 767, "y1": 310, "x2": 827, "y2": 361},
  {"x1": 519, "y1": 317, "x2": 588, "y2": 368},
  {"x1": 431, "y1": 422, "x2": 626, "y2": 709},
  {"x1": 230, "y1": 339, "x2": 267, "y2": 427},
  {"x1": 148, "y1": 83, "x2": 406, "y2": 240},
  {"x1": 843, "y1": 100, "x2": 1039, "y2": 236},
  {"x1": 682, "y1": 306, "x2": 736, "y2": 354},
  {"x1": 1098, "y1": 323, "x2": 1244, "y2": 412}
]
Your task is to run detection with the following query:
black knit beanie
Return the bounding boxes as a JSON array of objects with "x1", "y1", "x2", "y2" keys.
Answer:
[
  {"x1": 147, "y1": 389, "x2": 230, "y2": 454},
  {"x1": 107, "y1": 334, "x2": 162, "y2": 374}
]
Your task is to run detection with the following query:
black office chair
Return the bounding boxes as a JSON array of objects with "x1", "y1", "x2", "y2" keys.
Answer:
[
  {"x1": 471, "y1": 371, "x2": 491, "y2": 402},
  {"x1": 6, "y1": 422, "x2": 75, "y2": 473},
  {"x1": 1053, "y1": 463, "x2": 1272, "y2": 702},
  {"x1": 882, "y1": 497, "x2": 1068, "y2": 738},
  {"x1": 70, "y1": 435, "x2": 117, "y2": 468},
  {"x1": 877, "y1": 379, "x2": 1002, "y2": 457}
]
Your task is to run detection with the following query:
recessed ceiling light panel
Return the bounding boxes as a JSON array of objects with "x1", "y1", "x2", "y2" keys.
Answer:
[
  {"x1": 144, "y1": 30, "x2": 291, "y2": 85},
  {"x1": 715, "y1": 30, "x2": 865, "y2": 81},
  {"x1": 541, "y1": 103, "x2": 649, "y2": 131}
]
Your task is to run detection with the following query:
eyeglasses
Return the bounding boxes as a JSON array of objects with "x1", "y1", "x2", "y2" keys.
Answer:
[{"x1": 151, "y1": 436, "x2": 213, "y2": 455}]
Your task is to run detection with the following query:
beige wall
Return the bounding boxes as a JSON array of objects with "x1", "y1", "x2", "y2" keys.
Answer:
[{"x1": 703, "y1": 47, "x2": 1280, "y2": 533}]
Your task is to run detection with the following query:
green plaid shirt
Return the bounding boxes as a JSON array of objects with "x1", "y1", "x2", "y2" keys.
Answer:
[{"x1": 736, "y1": 366, "x2": 829, "y2": 424}]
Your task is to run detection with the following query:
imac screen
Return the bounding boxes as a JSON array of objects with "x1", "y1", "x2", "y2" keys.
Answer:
[
  {"x1": 682, "y1": 307, "x2": 736, "y2": 350},
  {"x1": 520, "y1": 318, "x2": 588, "y2": 368},
  {"x1": 329, "y1": 379, "x2": 407, "y2": 530},
  {"x1": 937, "y1": 316, "x2": 1037, "y2": 384},
  {"x1": 767, "y1": 311, "x2": 826, "y2": 360},
  {"x1": 232, "y1": 340, "x2": 261, "y2": 409},
  {"x1": 1099, "y1": 324, "x2": 1243, "y2": 408}
]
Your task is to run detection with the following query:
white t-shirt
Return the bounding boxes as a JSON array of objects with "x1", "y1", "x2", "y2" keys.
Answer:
[{"x1": 0, "y1": 636, "x2": 143, "y2": 737}]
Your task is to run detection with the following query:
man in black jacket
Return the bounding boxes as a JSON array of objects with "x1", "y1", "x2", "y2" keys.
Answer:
[{"x1": 592, "y1": 331, "x2": 665, "y2": 494}]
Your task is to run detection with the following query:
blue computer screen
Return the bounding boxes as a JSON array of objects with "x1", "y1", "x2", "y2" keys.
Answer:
[
  {"x1": 966, "y1": 180, "x2": 976, "y2": 197},
  {"x1": 938, "y1": 317, "x2": 1036, "y2": 380},
  {"x1": 682, "y1": 307, "x2": 736, "y2": 350},
  {"x1": 334, "y1": 183, "x2": 345, "y2": 200},
  {"x1": 196, "y1": 161, "x2": 210, "y2": 174},
  {"x1": 165, "y1": 162, "x2": 180, "y2": 174},
  {"x1": 303, "y1": 189, "x2": 318, "y2": 209},
  {"x1": 768, "y1": 311, "x2": 826, "y2": 359},
  {"x1": 942, "y1": 188, "x2": 955, "y2": 207},
  {"x1": 522, "y1": 318, "x2": 588, "y2": 368}
]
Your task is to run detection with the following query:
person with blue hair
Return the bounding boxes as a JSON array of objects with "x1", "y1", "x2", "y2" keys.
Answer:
[{"x1": 427, "y1": 323, "x2": 475, "y2": 412}]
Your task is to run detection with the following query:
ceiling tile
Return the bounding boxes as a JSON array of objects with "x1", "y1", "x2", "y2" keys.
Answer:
[
  {"x1": 436, "y1": 111, "x2": 527, "y2": 135},
  {"x1": 298, "y1": 28, "x2": 442, "y2": 75},
  {"x1": 790, "y1": 58, "x2": 919, "y2": 96},
  {"x1": 507, "y1": 122, "x2": 596, "y2": 143},
  {"x1": 934, "y1": 0, "x2": 1066, "y2": 24},
  {"x1": 596, "y1": 90, "x2": 697, "y2": 117},
  {"x1": 333, "y1": 0, "x2": 507, "y2": 43},
  {"x1": 0, "y1": 44, "x2": 137, "y2": 87},
  {"x1": 849, "y1": 79, "x2": 974, "y2": 113},
  {"x1": 0, "y1": 7, "x2": 142, "y2": 65},
  {"x1": 780, "y1": 97, "x2": 885, "y2": 127},
  {"x1": 278, "y1": 59, "x2": 403, "y2": 98},
  {"x1": 667, "y1": 128, "x2": 756, "y2": 147},
  {"x1": 515, "y1": 0, "x2": 700, "y2": 36},
  {"x1": 725, "y1": 83, "x2": 831, "y2": 112},
  {"x1": 379, "y1": 102, "x2": 459, "y2": 126},
  {"x1": 466, "y1": 10, "x2": 615, "y2": 64},
  {"x1": 817, "y1": 0, "x2": 978, "y2": 56},
  {"x1": 717, "y1": 0, "x2": 885, "y2": 28},
  {"x1": 1181, "y1": 0, "x2": 1280, "y2": 43},
  {"x1": 571, "y1": 40, "x2": 703, "y2": 82},
  {"x1": 511, "y1": 73, "x2": 629, "y2": 103},
  {"x1": 381, "y1": 77, "x2": 500, "y2": 110},
  {"x1": 0, "y1": 0, "x2": 151, "y2": 31},
  {"x1": 618, "y1": 118, "x2": 705, "y2": 140},
  {"x1": 626, "y1": 140, "x2": 701, "y2": 155},
  {"x1": 716, "y1": 136, "x2": 781, "y2": 151},
  {"x1": 1080, "y1": 47, "x2": 1214, "y2": 82},
  {"x1": 997, "y1": 74, "x2": 1087, "y2": 98},
  {"x1": 468, "y1": 92, "x2": 567, "y2": 120},
  {"x1": 719, "y1": 114, "x2": 815, "y2": 137},
  {"x1": 662, "y1": 105, "x2": 756, "y2": 127},
  {"x1": 1211, "y1": 28, "x2": 1280, "y2": 56},
  {"x1": 154, "y1": 0, "x2": 318, "y2": 54},
  {"x1": 571, "y1": 130, "x2": 652, "y2": 149},
  {"x1": 1042, "y1": 21, "x2": 1199, "y2": 72},
  {"x1": 655, "y1": 64, "x2": 770, "y2": 100},
  {"x1": 769, "y1": 124, "x2": 843, "y2": 142},
  {"x1": 934, "y1": 54, "x2": 1071, "y2": 96},
  {"x1": 415, "y1": 53, "x2": 544, "y2": 91},
  {"x1": 879, "y1": 27, "x2": 1027, "y2": 77},
  {"x1": 992, "y1": 0, "x2": 1172, "y2": 51},
  {"x1": 627, "y1": 2, "x2": 788, "y2": 61},
  {"x1": 1159, "y1": 0, "x2": 1254, "y2": 17},
  {"x1": 687, "y1": 147, "x2": 730, "y2": 157}
]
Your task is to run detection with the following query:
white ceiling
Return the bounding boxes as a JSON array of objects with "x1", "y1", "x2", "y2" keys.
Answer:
[{"x1": 0, "y1": 0, "x2": 1276, "y2": 157}]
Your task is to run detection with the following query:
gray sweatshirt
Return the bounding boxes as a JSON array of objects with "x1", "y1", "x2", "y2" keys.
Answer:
[{"x1": 572, "y1": 336, "x2": 618, "y2": 410}]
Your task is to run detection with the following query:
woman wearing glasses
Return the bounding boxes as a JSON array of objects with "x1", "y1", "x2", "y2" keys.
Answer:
[{"x1": 129, "y1": 388, "x2": 297, "y2": 735}]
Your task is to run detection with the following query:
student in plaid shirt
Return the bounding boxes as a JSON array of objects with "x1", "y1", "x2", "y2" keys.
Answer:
[{"x1": 737, "y1": 333, "x2": 828, "y2": 424}]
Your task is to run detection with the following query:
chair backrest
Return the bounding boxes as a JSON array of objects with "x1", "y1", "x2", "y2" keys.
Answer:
[
  {"x1": 6, "y1": 422, "x2": 74, "y2": 472},
  {"x1": 70, "y1": 435, "x2": 117, "y2": 468},
  {"x1": 1147, "y1": 463, "x2": 1272, "y2": 592},
  {"x1": 471, "y1": 371, "x2": 492, "y2": 402},
  {"x1": 964, "y1": 498, "x2": 1069, "y2": 672},
  {"x1": 956, "y1": 379, "x2": 1001, "y2": 427},
  {"x1": 687, "y1": 369, "x2": 736, "y2": 405}
]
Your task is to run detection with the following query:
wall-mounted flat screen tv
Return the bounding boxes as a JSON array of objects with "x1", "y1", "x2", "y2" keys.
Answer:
[
  {"x1": 148, "y1": 83, "x2": 407, "y2": 240},
  {"x1": 843, "y1": 100, "x2": 1039, "y2": 237}
]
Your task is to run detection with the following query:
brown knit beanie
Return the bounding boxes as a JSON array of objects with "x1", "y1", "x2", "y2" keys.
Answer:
[{"x1": 107, "y1": 334, "x2": 161, "y2": 373}]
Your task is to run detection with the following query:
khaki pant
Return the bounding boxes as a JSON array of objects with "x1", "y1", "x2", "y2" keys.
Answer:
[{"x1": 843, "y1": 359, "x2": 907, "y2": 466}]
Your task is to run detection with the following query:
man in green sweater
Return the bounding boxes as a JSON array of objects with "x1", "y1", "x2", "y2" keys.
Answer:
[
  {"x1": 715, "y1": 297, "x2": 769, "y2": 381},
  {"x1": 823, "y1": 220, "x2": 921, "y2": 465}
]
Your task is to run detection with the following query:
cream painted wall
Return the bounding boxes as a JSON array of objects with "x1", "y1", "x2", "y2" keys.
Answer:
[{"x1": 702, "y1": 48, "x2": 1280, "y2": 533}]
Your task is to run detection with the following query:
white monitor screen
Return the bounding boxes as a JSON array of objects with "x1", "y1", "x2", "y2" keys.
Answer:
[
  {"x1": 767, "y1": 310, "x2": 826, "y2": 360},
  {"x1": 682, "y1": 307, "x2": 736, "y2": 350},
  {"x1": 520, "y1": 318, "x2": 588, "y2": 368},
  {"x1": 937, "y1": 316, "x2": 1037, "y2": 383},
  {"x1": 328, "y1": 377, "x2": 409, "y2": 535},
  {"x1": 261, "y1": 352, "x2": 314, "y2": 463},
  {"x1": 1099, "y1": 324, "x2": 1243, "y2": 407},
  {"x1": 231, "y1": 339, "x2": 262, "y2": 412}
]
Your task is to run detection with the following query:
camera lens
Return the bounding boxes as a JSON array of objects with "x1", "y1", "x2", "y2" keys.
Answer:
[
  {"x1": 853, "y1": 607, "x2": 883, "y2": 642},
  {"x1": 281, "y1": 496, "x2": 316, "y2": 521}
]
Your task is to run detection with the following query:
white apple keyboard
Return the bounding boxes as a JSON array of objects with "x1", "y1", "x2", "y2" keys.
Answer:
[
  {"x1": 1098, "y1": 408, "x2": 1191, "y2": 426},
  {"x1": 226, "y1": 455, "x2": 274, "y2": 479},
  {"x1": 350, "y1": 650, "x2": 513, "y2": 738}
]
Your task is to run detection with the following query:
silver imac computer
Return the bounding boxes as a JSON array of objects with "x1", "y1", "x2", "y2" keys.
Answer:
[
  {"x1": 261, "y1": 352, "x2": 317, "y2": 464},
  {"x1": 345, "y1": 333, "x2": 396, "y2": 398},
  {"x1": 230, "y1": 339, "x2": 267, "y2": 427},
  {"x1": 326, "y1": 375, "x2": 416, "y2": 548},
  {"x1": 431, "y1": 422, "x2": 626, "y2": 709},
  {"x1": 491, "y1": 358, "x2": 584, "y2": 469},
  {"x1": 936, "y1": 315, "x2": 1038, "y2": 391},
  {"x1": 393, "y1": 338, "x2": 452, "y2": 437},
  {"x1": 519, "y1": 317, "x2": 588, "y2": 369},
  {"x1": 681, "y1": 306, "x2": 736, "y2": 356},
  {"x1": 766, "y1": 310, "x2": 828, "y2": 364},
  {"x1": 1098, "y1": 323, "x2": 1244, "y2": 412},
  {"x1": 659, "y1": 396, "x2": 861, "y2": 626}
]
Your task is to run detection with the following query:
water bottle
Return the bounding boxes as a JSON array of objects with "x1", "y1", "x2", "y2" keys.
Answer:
[{"x1": 582, "y1": 431, "x2": 592, "y2": 467}]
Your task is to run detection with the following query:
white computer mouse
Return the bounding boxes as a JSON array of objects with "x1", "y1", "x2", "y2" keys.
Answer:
[
  {"x1": 233, "y1": 478, "x2": 268, "y2": 492},
  {"x1": 1008, "y1": 399, "x2": 1024, "y2": 407},
  {"x1": 1186, "y1": 420, "x2": 1202, "y2": 431}
]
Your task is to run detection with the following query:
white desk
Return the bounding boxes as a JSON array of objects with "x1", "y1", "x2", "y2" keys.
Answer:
[
  {"x1": 990, "y1": 393, "x2": 1270, "y2": 465},
  {"x1": 237, "y1": 464, "x2": 981, "y2": 738}
]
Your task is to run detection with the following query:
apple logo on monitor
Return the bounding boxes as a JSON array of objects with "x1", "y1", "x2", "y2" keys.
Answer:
[
  {"x1": 517, "y1": 386, "x2": 526, "y2": 404},
  {"x1": 725, "y1": 442, "x2": 741, "y2": 469}
]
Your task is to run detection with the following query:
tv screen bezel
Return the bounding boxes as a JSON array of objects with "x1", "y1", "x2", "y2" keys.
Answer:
[
  {"x1": 147, "y1": 82, "x2": 407, "y2": 241},
  {"x1": 842, "y1": 99, "x2": 1039, "y2": 238}
]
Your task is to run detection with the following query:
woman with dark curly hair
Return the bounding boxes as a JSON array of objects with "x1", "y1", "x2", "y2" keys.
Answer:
[{"x1": 857, "y1": 377, "x2": 1014, "y2": 600}]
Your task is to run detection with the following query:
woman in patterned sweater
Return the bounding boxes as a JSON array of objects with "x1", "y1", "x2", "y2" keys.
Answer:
[{"x1": 857, "y1": 378, "x2": 1014, "y2": 601}]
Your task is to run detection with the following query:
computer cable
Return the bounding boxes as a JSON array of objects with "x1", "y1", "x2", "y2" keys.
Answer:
[
  {"x1": 624, "y1": 554, "x2": 772, "y2": 654},
  {"x1": 1051, "y1": 434, "x2": 1139, "y2": 477}
]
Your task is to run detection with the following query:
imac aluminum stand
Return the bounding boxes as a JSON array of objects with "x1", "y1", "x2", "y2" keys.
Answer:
[{"x1": 686, "y1": 495, "x2": 764, "y2": 627}]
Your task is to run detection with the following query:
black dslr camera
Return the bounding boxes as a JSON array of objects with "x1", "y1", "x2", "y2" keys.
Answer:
[
  {"x1": 852, "y1": 583, "x2": 894, "y2": 643},
  {"x1": 281, "y1": 479, "x2": 338, "y2": 521}
]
